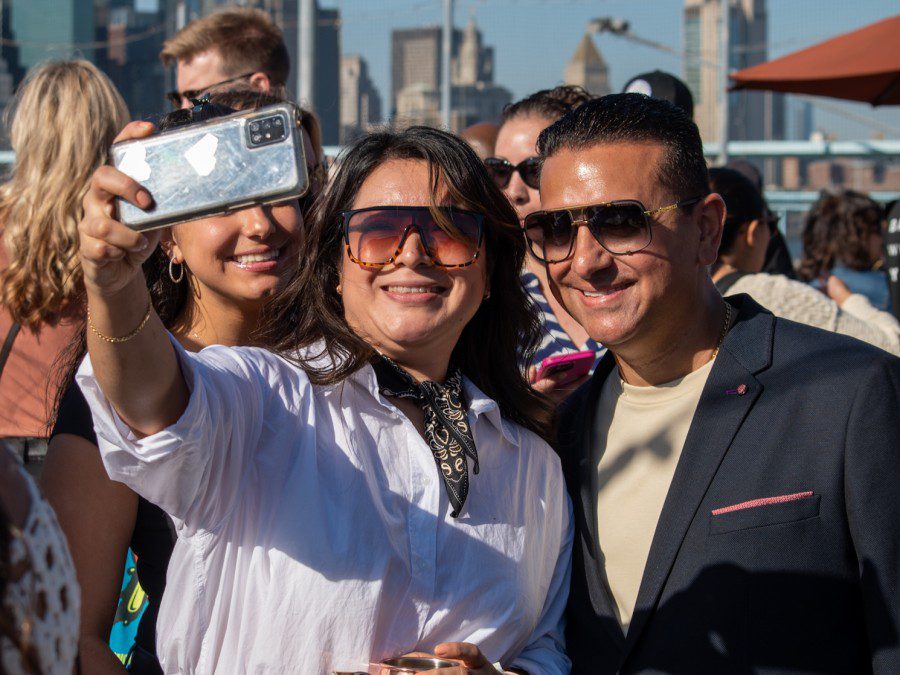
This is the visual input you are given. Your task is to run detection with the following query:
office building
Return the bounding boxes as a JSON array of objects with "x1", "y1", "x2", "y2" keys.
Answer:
[
  {"x1": 6, "y1": 0, "x2": 95, "y2": 72},
  {"x1": 96, "y1": 0, "x2": 168, "y2": 121},
  {"x1": 340, "y1": 54, "x2": 382, "y2": 144},
  {"x1": 391, "y1": 17, "x2": 510, "y2": 132},
  {"x1": 391, "y1": 26, "x2": 458, "y2": 119},
  {"x1": 683, "y1": 0, "x2": 784, "y2": 145},
  {"x1": 314, "y1": 6, "x2": 340, "y2": 145},
  {"x1": 564, "y1": 33, "x2": 610, "y2": 96}
]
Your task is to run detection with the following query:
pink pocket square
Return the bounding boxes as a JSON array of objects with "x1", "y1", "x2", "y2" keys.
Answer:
[{"x1": 712, "y1": 491, "x2": 815, "y2": 516}]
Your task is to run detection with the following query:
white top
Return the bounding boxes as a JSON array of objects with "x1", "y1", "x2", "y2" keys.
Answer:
[
  {"x1": 1, "y1": 450, "x2": 81, "y2": 675},
  {"x1": 77, "y1": 339, "x2": 573, "y2": 674}
]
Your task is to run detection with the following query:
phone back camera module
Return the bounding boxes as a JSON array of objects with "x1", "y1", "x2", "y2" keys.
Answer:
[{"x1": 247, "y1": 113, "x2": 287, "y2": 147}]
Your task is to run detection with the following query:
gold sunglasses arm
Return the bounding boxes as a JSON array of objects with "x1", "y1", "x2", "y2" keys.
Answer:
[
  {"x1": 644, "y1": 196, "x2": 704, "y2": 217},
  {"x1": 643, "y1": 202, "x2": 680, "y2": 217}
]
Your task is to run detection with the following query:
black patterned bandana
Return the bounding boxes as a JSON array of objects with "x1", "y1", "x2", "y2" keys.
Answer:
[{"x1": 372, "y1": 355, "x2": 480, "y2": 518}]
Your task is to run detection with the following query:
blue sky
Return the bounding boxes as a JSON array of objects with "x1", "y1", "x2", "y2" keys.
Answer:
[{"x1": 324, "y1": 0, "x2": 900, "y2": 140}]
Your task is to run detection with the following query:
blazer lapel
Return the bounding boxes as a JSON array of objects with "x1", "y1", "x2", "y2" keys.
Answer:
[
  {"x1": 620, "y1": 296, "x2": 774, "y2": 661},
  {"x1": 566, "y1": 353, "x2": 626, "y2": 646}
]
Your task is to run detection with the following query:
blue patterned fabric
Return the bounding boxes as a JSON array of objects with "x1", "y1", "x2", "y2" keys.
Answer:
[
  {"x1": 522, "y1": 271, "x2": 606, "y2": 369},
  {"x1": 108, "y1": 549, "x2": 148, "y2": 666}
]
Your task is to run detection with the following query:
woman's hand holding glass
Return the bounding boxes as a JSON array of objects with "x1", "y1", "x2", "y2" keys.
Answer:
[{"x1": 383, "y1": 642, "x2": 506, "y2": 674}]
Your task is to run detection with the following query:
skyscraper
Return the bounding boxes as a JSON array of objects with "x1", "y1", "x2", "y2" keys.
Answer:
[
  {"x1": 314, "y1": 6, "x2": 340, "y2": 145},
  {"x1": 683, "y1": 0, "x2": 784, "y2": 146},
  {"x1": 391, "y1": 26, "x2": 459, "y2": 120},
  {"x1": 340, "y1": 54, "x2": 381, "y2": 144},
  {"x1": 6, "y1": 0, "x2": 95, "y2": 71},
  {"x1": 96, "y1": 0, "x2": 168, "y2": 121},
  {"x1": 391, "y1": 17, "x2": 510, "y2": 132},
  {"x1": 564, "y1": 34, "x2": 610, "y2": 97}
]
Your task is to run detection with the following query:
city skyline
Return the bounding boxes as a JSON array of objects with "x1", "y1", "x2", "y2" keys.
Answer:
[
  {"x1": 325, "y1": 0, "x2": 900, "y2": 141},
  {"x1": 0, "y1": 0, "x2": 895, "y2": 142}
]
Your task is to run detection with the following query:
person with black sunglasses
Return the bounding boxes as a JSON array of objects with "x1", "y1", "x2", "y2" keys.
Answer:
[
  {"x1": 544, "y1": 93, "x2": 900, "y2": 674},
  {"x1": 160, "y1": 8, "x2": 289, "y2": 110},
  {"x1": 489, "y1": 86, "x2": 602, "y2": 401},
  {"x1": 709, "y1": 167, "x2": 899, "y2": 354},
  {"x1": 71, "y1": 125, "x2": 571, "y2": 673}
]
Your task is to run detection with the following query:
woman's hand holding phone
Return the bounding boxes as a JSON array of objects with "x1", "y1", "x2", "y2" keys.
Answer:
[
  {"x1": 78, "y1": 120, "x2": 189, "y2": 438},
  {"x1": 528, "y1": 350, "x2": 595, "y2": 404},
  {"x1": 79, "y1": 121, "x2": 159, "y2": 298}
]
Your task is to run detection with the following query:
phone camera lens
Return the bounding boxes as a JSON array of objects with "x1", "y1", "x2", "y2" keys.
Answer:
[
  {"x1": 249, "y1": 121, "x2": 260, "y2": 133},
  {"x1": 251, "y1": 133, "x2": 262, "y2": 144}
]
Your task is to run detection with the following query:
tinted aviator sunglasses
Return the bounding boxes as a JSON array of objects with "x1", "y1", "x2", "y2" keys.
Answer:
[
  {"x1": 522, "y1": 196, "x2": 704, "y2": 263},
  {"x1": 340, "y1": 206, "x2": 484, "y2": 269},
  {"x1": 484, "y1": 156, "x2": 542, "y2": 190}
]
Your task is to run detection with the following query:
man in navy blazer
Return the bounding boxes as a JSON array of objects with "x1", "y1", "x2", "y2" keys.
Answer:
[{"x1": 527, "y1": 94, "x2": 899, "y2": 673}]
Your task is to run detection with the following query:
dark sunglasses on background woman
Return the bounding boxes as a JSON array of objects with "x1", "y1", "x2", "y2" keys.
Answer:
[{"x1": 483, "y1": 156, "x2": 542, "y2": 190}]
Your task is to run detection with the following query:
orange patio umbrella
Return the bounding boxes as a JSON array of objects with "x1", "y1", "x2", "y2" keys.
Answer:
[{"x1": 729, "y1": 14, "x2": 900, "y2": 106}]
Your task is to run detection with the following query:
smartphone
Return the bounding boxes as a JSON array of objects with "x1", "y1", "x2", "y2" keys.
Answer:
[
  {"x1": 534, "y1": 350, "x2": 596, "y2": 387},
  {"x1": 111, "y1": 103, "x2": 308, "y2": 231}
]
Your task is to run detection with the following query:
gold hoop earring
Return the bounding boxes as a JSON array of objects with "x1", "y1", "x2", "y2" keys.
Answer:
[{"x1": 169, "y1": 258, "x2": 184, "y2": 283}]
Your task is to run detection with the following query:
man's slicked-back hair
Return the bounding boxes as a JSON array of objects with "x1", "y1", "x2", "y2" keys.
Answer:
[{"x1": 537, "y1": 93, "x2": 710, "y2": 201}]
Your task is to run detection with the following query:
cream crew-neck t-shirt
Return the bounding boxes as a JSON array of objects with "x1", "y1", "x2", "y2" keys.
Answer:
[{"x1": 591, "y1": 358, "x2": 715, "y2": 630}]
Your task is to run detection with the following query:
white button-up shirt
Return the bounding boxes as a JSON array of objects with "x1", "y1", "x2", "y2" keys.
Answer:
[{"x1": 77, "y1": 339, "x2": 573, "y2": 674}]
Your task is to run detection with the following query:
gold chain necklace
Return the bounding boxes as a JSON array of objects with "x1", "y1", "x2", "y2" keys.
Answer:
[{"x1": 710, "y1": 303, "x2": 733, "y2": 361}]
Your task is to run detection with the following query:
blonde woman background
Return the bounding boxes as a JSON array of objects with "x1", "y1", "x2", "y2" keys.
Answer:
[{"x1": 0, "y1": 60, "x2": 129, "y2": 475}]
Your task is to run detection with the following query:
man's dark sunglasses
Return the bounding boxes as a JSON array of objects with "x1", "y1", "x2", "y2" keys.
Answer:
[
  {"x1": 166, "y1": 72, "x2": 257, "y2": 108},
  {"x1": 484, "y1": 156, "x2": 542, "y2": 190},
  {"x1": 522, "y1": 196, "x2": 704, "y2": 263},
  {"x1": 340, "y1": 206, "x2": 484, "y2": 269}
]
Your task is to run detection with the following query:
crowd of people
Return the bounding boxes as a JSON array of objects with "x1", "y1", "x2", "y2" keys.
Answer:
[{"x1": 0, "y1": 7, "x2": 897, "y2": 675}]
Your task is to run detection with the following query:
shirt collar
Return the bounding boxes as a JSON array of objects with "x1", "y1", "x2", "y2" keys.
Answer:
[{"x1": 353, "y1": 360, "x2": 518, "y2": 447}]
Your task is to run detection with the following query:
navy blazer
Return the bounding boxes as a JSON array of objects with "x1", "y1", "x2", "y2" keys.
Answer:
[{"x1": 557, "y1": 294, "x2": 900, "y2": 674}]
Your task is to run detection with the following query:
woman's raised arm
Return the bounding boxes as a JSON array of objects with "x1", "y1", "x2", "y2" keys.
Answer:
[{"x1": 78, "y1": 121, "x2": 188, "y2": 435}]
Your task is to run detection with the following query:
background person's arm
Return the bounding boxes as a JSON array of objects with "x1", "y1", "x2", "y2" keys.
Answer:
[
  {"x1": 42, "y1": 433, "x2": 136, "y2": 675},
  {"x1": 827, "y1": 276, "x2": 900, "y2": 354}
]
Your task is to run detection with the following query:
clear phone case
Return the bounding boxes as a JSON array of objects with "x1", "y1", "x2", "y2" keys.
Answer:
[{"x1": 111, "y1": 103, "x2": 308, "y2": 231}]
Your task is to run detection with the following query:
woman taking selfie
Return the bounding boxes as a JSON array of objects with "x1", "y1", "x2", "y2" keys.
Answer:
[
  {"x1": 42, "y1": 91, "x2": 310, "y2": 674},
  {"x1": 488, "y1": 86, "x2": 600, "y2": 397},
  {"x1": 74, "y1": 125, "x2": 571, "y2": 673}
]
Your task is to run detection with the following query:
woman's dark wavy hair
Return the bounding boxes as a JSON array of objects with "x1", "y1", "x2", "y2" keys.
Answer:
[
  {"x1": 798, "y1": 189, "x2": 884, "y2": 280},
  {"x1": 261, "y1": 126, "x2": 555, "y2": 440},
  {"x1": 500, "y1": 85, "x2": 594, "y2": 126},
  {"x1": 49, "y1": 89, "x2": 289, "y2": 430}
]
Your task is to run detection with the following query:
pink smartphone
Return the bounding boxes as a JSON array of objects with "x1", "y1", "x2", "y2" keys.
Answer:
[{"x1": 534, "y1": 350, "x2": 596, "y2": 386}]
